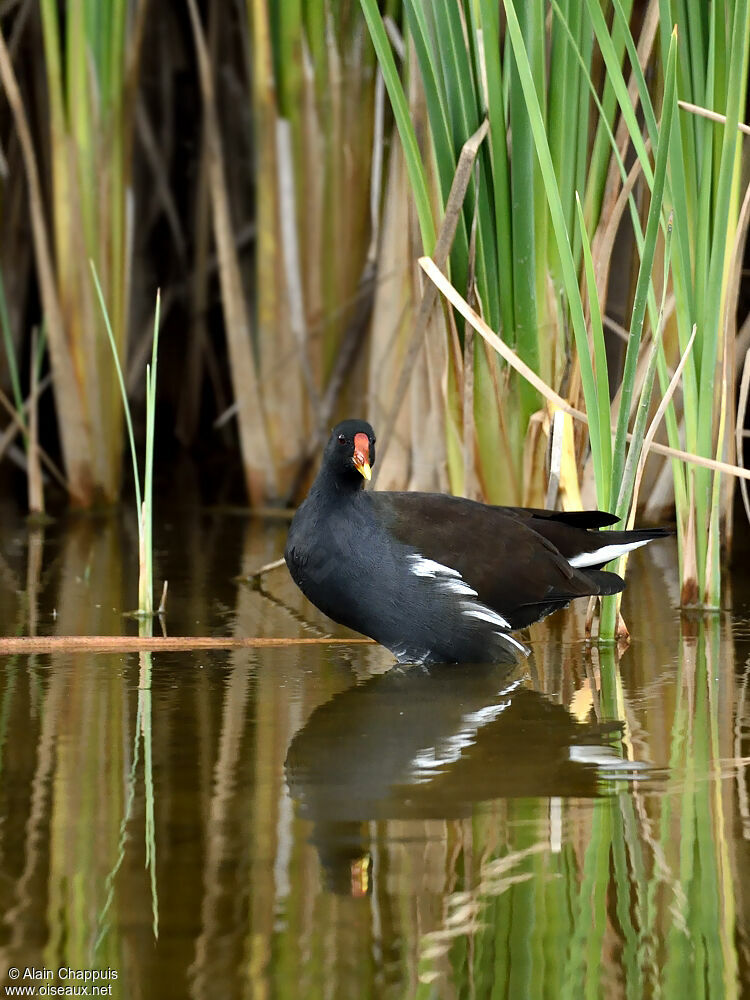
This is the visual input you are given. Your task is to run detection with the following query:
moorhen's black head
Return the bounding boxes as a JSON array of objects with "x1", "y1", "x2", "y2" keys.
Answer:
[{"x1": 322, "y1": 419, "x2": 376, "y2": 489}]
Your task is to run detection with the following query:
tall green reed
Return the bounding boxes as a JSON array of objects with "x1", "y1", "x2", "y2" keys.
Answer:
[
  {"x1": 576, "y1": 0, "x2": 750, "y2": 614},
  {"x1": 92, "y1": 264, "x2": 161, "y2": 618},
  {"x1": 364, "y1": 0, "x2": 750, "y2": 622},
  {"x1": 361, "y1": 0, "x2": 676, "y2": 515},
  {"x1": 655, "y1": 0, "x2": 749, "y2": 607}
]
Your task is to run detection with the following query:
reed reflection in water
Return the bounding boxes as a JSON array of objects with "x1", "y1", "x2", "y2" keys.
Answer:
[{"x1": 0, "y1": 509, "x2": 747, "y2": 998}]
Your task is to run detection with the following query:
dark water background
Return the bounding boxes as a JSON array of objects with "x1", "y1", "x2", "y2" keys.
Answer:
[{"x1": 0, "y1": 492, "x2": 748, "y2": 998}]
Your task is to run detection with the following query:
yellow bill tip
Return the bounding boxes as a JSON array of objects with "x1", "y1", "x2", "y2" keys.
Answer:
[{"x1": 355, "y1": 459, "x2": 372, "y2": 481}]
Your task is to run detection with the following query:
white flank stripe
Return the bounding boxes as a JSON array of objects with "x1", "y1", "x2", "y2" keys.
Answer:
[
  {"x1": 407, "y1": 554, "x2": 519, "y2": 642},
  {"x1": 442, "y1": 578, "x2": 477, "y2": 597},
  {"x1": 568, "y1": 538, "x2": 651, "y2": 569},
  {"x1": 461, "y1": 601, "x2": 511, "y2": 630},
  {"x1": 498, "y1": 631, "x2": 529, "y2": 655},
  {"x1": 408, "y1": 554, "x2": 461, "y2": 578}
]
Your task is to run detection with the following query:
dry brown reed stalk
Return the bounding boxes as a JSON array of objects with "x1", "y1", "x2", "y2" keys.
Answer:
[
  {"x1": 249, "y1": 0, "x2": 303, "y2": 494},
  {"x1": 367, "y1": 127, "x2": 414, "y2": 488},
  {"x1": 242, "y1": 556, "x2": 287, "y2": 582},
  {"x1": 242, "y1": 1, "x2": 380, "y2": 499},
  {"x1": 277, "y1": 119, "x2": 321, "y2": 417},
  {"x1": 678, "y1": 100, "x2": 750, "y2": 136},
  {"x1": 1, "y1": 2, "x2": 157, "y2": 505},
  {"x1": 0, "y1": 381, "x2": 67, "y2": 491},
  {"x1": 281, "y1": 68, "x2": 385, "y2": 504},
  {"x1": 736, "y1": 349, "x2": 750, "y2": 527},
  {"x1": 462, "y1": 162, "x2": 481, "y2": 500},
  {"x1": 720, "y1": 176, "x2": 750, "y2": 548},
  {"x1": 0, "y1": 635, "x2": 374, "y2": 654},
  {"x1": 52, "y1": 1, "x2": 146, "y2": 501},
  {"x1": 0, "y1": 26, "x2": 89, "y2": 503},
  {"x1": 187, "y1": 0, "x2": 276, "y2": 505},
  {"x1": 370, "y1": 118, "x2": 489, "y2": 488},
  {"x1": 27, "y1": 325, "x2": 43, "y2": 514}
]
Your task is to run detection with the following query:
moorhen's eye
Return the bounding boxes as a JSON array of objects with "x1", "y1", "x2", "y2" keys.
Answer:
[{"x1": 338, "y1": 434, "x2": 346, "y2": 444}]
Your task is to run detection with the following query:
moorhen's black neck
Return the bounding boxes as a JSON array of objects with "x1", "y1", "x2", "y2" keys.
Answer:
[{"x1": 310, "y1": 464, "x2": 367, "y2": 499}]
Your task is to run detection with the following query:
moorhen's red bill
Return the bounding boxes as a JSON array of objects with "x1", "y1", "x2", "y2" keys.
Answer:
[{"x1": 285, "y1": 419, "x2": 670, "y2": 664}]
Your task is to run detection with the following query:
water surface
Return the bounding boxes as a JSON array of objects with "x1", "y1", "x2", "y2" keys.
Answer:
[{"x1": 0, "y1": 500, "x2": 748, "y2": 998}]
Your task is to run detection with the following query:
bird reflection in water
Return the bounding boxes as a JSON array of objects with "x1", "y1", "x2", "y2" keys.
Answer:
[{"x1": 285, "y1": 660, "x2": 645, "y2": 895}]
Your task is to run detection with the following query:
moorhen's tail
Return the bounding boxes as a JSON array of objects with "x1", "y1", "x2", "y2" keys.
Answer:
[
  {"x1": 501, "y1": 522, "x2": 673, "y2": 629},
  {"x1": 519, "y1": 513, "x2": 673, "y2": 572},
  {"x1": 583, "y1": 569, "x2": 627, "y2": 595}
]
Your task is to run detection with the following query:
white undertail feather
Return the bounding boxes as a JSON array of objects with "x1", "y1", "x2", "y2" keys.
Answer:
[{"x1": 567, "y1": 538, "x2": 651, "y2": 569}]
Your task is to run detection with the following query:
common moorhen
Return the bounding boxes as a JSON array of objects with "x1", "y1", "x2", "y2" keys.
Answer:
[{"x1": 285, "y1": 419, "x2": 670, "y2": 664}]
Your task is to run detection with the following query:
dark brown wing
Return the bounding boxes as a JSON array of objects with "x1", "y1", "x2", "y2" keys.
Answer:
[{"x1": 368, "y1": 492, "x2": 624, "y2": 628}]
